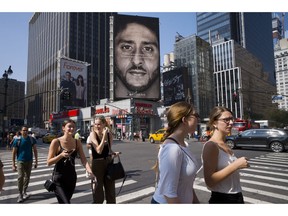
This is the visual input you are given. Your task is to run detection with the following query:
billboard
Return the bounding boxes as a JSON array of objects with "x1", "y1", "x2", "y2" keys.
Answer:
[
  {"x1": 59, "y1": 58, "x2": 88, "y2": 110},
  {"x1": 113, "y1": 14, "x2": 160, "y2": 101},
  {"x1": 163, "y1": 67, "x2": 191, "y2": 106}
]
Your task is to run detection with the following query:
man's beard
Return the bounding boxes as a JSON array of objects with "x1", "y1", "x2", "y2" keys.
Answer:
[{"x1": 115, "y1": 66, "x2": 159, "y2": 93}]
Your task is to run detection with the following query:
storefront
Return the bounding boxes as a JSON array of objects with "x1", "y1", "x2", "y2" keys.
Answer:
[{"x1": 49, "y1": 99, "x2": 162, "y2": 138}]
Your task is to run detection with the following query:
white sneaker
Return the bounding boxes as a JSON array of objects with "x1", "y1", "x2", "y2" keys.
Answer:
[
  {"x1": 23, "y1": 192, "x2": 30, "y2": 200},
  {"x1": 17, "y1": 194, "x2": 23, "y2": 203}
]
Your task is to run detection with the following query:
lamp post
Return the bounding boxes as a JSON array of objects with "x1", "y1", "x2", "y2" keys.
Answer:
[{"x1": 1, "y1": 65, "x2": 13, "y2": 140}]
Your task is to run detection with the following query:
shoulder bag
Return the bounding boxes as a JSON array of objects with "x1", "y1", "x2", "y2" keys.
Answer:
[{"x1": 106, "y1": 133, "x2": 127, "y2": 196}]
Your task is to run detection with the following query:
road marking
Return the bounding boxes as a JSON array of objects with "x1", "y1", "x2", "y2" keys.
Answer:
[
  {"x1": 249, "y1": 160, "x2": 288, "y2": 168},
  {"x1": 117, "y1": 187, "x2": 155, "y2": 203},
  {"x1": 240, "y1": 179, "x2": 288, "y2": 191},
  {"x1": 249, "y1": 158, "x2": 288, "y2": 165},
  {"x1": 241, "y1": 167, "x2": 288, "y2": 177},
  {"x1": 242, "y1": 186, "x2": 288, "y2": 200},
  {"x1": 30, "y1": 179, "x2": 137, "y2": 204}
]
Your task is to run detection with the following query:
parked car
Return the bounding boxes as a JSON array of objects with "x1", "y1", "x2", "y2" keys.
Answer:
[
  {"x1": 42, "y1": 133, "x2": 58, "y2": 143},
  {"x1": 226, "y1": 128, "x2": 288, "y2": 152},
  {"x1": 149, "y1": 128, "x2": 166, "y2": 144}
]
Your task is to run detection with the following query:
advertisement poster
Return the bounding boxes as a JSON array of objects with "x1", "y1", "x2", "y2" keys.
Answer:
[
  {"x1": 163, "y1": 67, "x2": 190, "y2": 106},
  {"x1": 59, "y1": 58, "x2": 87, "y2": 110},
  {"x1": 113, "y1": 14, "x2": 160, "y2": 101}
]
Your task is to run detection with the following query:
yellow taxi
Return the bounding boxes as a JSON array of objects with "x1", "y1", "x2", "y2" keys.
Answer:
[
  {"x1": 42, "y1": 133, "x2": 58, "y2": 143},
  {"x1": 149, "y1": 128, "x2": 166, "y2": 143}
]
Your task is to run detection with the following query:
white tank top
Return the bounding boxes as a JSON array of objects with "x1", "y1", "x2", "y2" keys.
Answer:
[{"x1": 208, "y1": 148, "x2": 242, "y2": 194}]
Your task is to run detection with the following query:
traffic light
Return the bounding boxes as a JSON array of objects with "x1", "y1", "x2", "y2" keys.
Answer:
[
  {"x1": 61, "y1": 91, "x2": 71, "y2": 100},
  {"x1": 65, "y1": 91, "x2": 71, "y2": 100},
  {"x1": 233, "y1": 91, "x2": 238, "y2": 103}
]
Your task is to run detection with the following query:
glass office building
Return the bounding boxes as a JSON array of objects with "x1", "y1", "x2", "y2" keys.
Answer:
[
  {"x1": 27, "y1": 12, "x2": 114, "y2": 127},
  {"x1": 174, "y1": 34, "x2": 214, "y2": 118},
  {"x1": 197, "y1": 12, "x2": 276, "y2": 85}
]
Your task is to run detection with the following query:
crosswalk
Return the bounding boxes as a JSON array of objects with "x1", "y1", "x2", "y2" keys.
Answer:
[
  {"x1": 0, "y1": 155, "x2": 155, "y2": 204},
  {"x1": 194, "y1": 152, "x2": 288, "y2": 204},
  {"x1": 1, "y1": 151, "x2": 288, "y2": 204}
]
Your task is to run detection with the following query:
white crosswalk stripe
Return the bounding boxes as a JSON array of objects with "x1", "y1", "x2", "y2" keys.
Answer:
[{"x1": 1, "y1": 152, "x2": 288, "y2": 203}]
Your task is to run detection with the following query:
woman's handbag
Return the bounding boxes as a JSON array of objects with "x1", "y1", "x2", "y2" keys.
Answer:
[
  {"x1": 106, "y1": 155, "x2": 126, "y2": 181},
  {"x1": 44, "y1": 179, "x2": 55, "y2": 192}
]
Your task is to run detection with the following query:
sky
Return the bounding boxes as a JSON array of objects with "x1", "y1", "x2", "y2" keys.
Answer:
[
  {"x1": 1, "y1": 0, "x2": 288, "y2": 86},
  {"x1": 0, "y1": 12, "x2": 197, "y2": 83}
]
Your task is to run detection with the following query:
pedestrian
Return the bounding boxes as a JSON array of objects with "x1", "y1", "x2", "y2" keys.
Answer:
[
  {"x1": 0, "y1": 157, "x2": 4, "y2": 194},
  {"x1": 89, "y1": 115, "x2": 121, "y2": 203},
  {"x1": 74, "y1": 129, "x2": 82, "y2": 141},
  {"x1": 151, "y1": 101, "x2": 201, "y2": 204},
  {"x1": 7, "y1": 133, "x2": 14, "y2": 150},
  {"x1": 202, "y1": 106, "x2": 250, "y2": 204},
  {"x1": 12, "y1": 125, "x2": 38, "y2": 203},
  {"x1": 47, "y1": 119, "x2": 95, "y2": 204}
]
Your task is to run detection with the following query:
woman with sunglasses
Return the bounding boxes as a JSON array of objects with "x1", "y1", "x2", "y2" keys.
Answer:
[
  {"x1": 47, "y1": 119, "x2": 95, "y2": 203},
  {"x1": 202, "y1": 106, "x2": 250, "y2": 204},
  {"x1": 151, "y1": 101, "x2": 201, "y2": 204}
]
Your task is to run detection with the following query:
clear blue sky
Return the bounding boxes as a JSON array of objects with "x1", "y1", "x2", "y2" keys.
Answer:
[
  {"x1": 0, "y1": 12, "x2": 197, "y2": 83},
  {"x1": 1, "y1": 11, "x2": 288, "y2": 85}
]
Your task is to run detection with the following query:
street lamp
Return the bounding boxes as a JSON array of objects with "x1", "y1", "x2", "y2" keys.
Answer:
[{"x1": 2, "y1": 65, "x2": 13, "y2": 139}]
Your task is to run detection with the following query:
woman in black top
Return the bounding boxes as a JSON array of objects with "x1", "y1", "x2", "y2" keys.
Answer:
[
  {"x1": 90, "y1": 116, "x2": 120, "y2": 203},
  {"x1": 47, "y1": 119, "x2": 95, "y2": 203}
]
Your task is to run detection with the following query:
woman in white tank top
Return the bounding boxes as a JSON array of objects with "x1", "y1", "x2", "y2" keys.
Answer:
[{"x1": 202, "y1": 106, "x2": 250, "y2": 203}]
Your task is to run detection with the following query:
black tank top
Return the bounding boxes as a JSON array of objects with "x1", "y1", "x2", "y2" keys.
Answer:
[
  {"x1": 91, "y1": 132, "x2": 110, "y2": 159},
  {"x1": 53, "y1": 139, "x2": 78, "y2": 176}
]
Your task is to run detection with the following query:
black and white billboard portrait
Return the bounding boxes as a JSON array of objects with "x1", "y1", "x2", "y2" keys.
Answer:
[
  {"x1": 163, "y1": 67, "x2": 190, "y2": 106},
  {"x1": 113, "y1": 14, "x2": 160, "y2": 101}
]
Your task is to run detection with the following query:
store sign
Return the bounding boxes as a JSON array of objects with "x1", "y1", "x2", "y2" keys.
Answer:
[{"x1": 134, "y1": 102, "x2": 153, "y2": 115}]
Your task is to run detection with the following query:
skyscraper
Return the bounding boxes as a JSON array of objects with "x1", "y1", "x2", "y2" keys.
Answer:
[
  {"x1": 197, "y1": 12, "x2": 276, "y2": 84},
  {"x1": 26, "y1": 12, "x2": 114, "y2": 128},
  {"x1": 173, "y1": 34, "x2": 214, "y2": 118}
]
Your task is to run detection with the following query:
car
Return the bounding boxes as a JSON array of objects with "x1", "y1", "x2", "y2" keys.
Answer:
[
  {"x1": 42, "y1": 133, "x2": 58, "y2": 143},
  {"x1": 226, "y1": 128, "x2": 288, "y2": 152},
  {"x1": 149, "y1": 128, "x2": 166, "y2": 143}
]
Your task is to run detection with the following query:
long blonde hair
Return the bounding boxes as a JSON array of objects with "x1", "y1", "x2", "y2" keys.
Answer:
[
  {"x1": 94, "y1": 115, "x2": 111, "y2": 130},
  {"x1": 152, "y1": 101, "x2": 197, "y2": 172}
]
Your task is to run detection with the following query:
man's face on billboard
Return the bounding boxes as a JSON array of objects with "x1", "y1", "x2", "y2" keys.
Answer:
[
  {"x1": 65, "y1": 72, "x2": 71, "y2": 81},
  {"x1": 115, "y1": 23, "x2": 159, "y2": 92}
]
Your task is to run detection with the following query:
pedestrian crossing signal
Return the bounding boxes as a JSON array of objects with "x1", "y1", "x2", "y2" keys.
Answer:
[
  {"x1": 233, "y1": 92, "x2": 238, "y2": 103},
  {"x1": 61, "y1": 91, "x2": 71, "y2": 100}
]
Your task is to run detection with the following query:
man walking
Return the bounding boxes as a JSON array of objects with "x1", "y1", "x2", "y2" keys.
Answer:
[{"x1": 12, "y1": 125, "x2": 38, "y2": 203}]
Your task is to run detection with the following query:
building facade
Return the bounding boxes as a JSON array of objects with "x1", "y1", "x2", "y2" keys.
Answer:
[
  {"x1": 197, "y1": 12, "x2": 276, "y2": 85},
  {"x1": 274, "y1": 38, "x2": 288, "y2": 110},
  {"x1": 0, "y1": 78, "x2": 25, "y2": 132},
  {"x1": 173, "y1": 34, "x2": 214, "y2": 118},
  {"x1": 213, "y1": 39, "x2": 276, "y2": 119},
  {"x1": 26, "y1": 12, "x2": 114, "y2": 128}
]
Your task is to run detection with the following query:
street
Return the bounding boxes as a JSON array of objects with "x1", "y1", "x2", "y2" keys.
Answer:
[{"x1": 0, "y1": 138, "x2": 288, "y2": 204}]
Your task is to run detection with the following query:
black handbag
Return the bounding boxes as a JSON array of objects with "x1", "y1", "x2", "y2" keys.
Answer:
[
  {"x1": 44, "y1": 179, "x2": 56, "y2": 192},
  {"x1": 106, "y1": 155, "x2": 126, "y2": 181}
]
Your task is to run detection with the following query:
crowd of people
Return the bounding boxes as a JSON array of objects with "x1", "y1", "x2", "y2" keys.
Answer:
[{"x1": 0, "y1": 101, "x2": 250, "y2": 204}]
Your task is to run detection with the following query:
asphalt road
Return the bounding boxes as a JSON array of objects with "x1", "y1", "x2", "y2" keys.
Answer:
[{"x1": 1, "y1": 137, "x2": 287, "y2": 205}]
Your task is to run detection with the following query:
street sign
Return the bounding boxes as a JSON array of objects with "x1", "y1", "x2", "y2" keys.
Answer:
[{"x1": 272, "y1": 95, "x2": 283, "y2": 103}]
